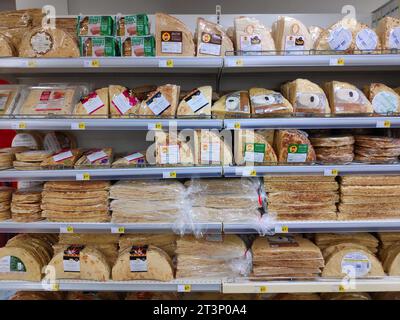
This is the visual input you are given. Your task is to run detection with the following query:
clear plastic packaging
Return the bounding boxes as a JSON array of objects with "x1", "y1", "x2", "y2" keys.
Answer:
[
  {"x1": 74, "y1": 148, "x2": 113, "y2": 169},
  {"x1": 0, "y1": 85, "x2": 25, "y2": 117},
  {"x1": 249, "y1": 88, "x2": 293, "y2": 115},
  {"x1": 116, "y1": 14, "x2": 150, "y2": 37},
  {"x1": 77, "y1": 16, "x2": 115, "y2": 37},
  {"x1": 274, "y1": 16, "x2": 312, "y2": 54},
  {"x1": 79, "y1": 36, "x2": 120, "y2": 57}
]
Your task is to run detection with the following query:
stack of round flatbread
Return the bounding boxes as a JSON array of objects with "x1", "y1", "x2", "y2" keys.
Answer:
[
  {"x1": 310, "y1": 135, "x2": 355, "y2": 164},
  {"x1": 11, "y1": 189, "x2": 43, "y2": 222},
  {"x1": 14, "y1": 150, "x2": 52, "y2": 170},
  {"x1": 0, "y1": 149, "x2": 15, "y2": 170},
  {"x1": 354, "y1": 135, "x2": 400, "y2": 163},
  {"x1": 0, "y1": 187, "x2": 13, "y2": 221}
]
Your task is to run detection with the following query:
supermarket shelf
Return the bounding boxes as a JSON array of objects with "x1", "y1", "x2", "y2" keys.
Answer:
[
  {"x1": 0, "y1": 118, "x2": 223, "y2": 130},
  {"x1": 223, "y1": 220, "x2": 400, "y2": 234},
  {"x1": 224, "y1": 116, "x2": 400, "y2": 130},
  {"x1": 224, "y1": 164, "x2": 400, "y2": 177},
  {"x1": 0, "y1": 221, "x2": 222, "y2": 234},
  {"x1": 0, "y1": 57, "x2": 223, "y2": 74},
  {"x1": 222, "y1": 278, "x2": 400, "y2": 293},
  {"x1": 0, "y1": 279, "x2": 222, "y2": 292},
  {"x1": 0, "y1": 167, "x2": 222, "y2": 182},
  {"x1": 223, "y1": 54, "x2": 400, "y2": 72}
]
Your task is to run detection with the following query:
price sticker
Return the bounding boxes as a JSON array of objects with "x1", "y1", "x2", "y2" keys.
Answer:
[
  {"x1": 111, "y1": 227, "x2": 125, "y2": 234},
  {"x1": 177, "y1": 284, "x2": 192, "y2": 292},
  {"x1": 51, "y1": 283, "x2": 60, "y2": 291},
  {"x1": 274, "y1": 225, "x2": 289, "y2": 233},
  {"x1": 148, "y1": 122, "x2": 163, "y2": 130},
  {"x1": 241, "y1": 168, "x2": 257, "y2": 177},
  {"x1": 329, "y1": 57, "x2": 345, "y2": 66},
  {"x1": 234, "y1": 122, "x2": 241, "y2": 129},
  {"x1": 27, "y1": 60, "x2": 38, "y2": 68},
  {"x1": 159, "y1": 59, "x2": 174, "y2": 68},
  {"x1": 84, "y1": 59, "x2": 100, "y2": 67},
  {"x1": 235, "y1": 59, "x2": 244, "y2": 66},
  {"x1": 376, "y1": 120, "x2": 391, "y2": 128},
  {"x1": 258, "y1": 286, "x2": 267, "y2": 293},
  {"x1": 76, "y1": 173, "x2": 91, "y2": 181},
  {"x1": 338, "y1": 284, "x2": 346, "y2": 292},
  {"x1": 12, "y1": 122, "x2": 27, "y2": 129},
  {"x1": 71, "y1": 122, "x2": 86, "y2": 130},
  {"x1": 163, "y1": 171, "x2": 177, "y2": 179},
  {"x1": 324, "y1": 169, "x2": 339, "y2": 176},
  {"x1": 60, "y1": 226, "x2": 74, "y2": 233}
]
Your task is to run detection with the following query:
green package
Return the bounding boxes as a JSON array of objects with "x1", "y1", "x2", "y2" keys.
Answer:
[
  {"x1": 117, "y1": 14, "x2": 150, "y2": 36},
  {"x1": 80, "y1": 37, "x2": 119, "y2": 57},
  {"x1": 120, "y1": 36, "x2": 155, "y2": 57},
  {"x1": 78, "y1": 16, "x2": 115, "y2": 36}
]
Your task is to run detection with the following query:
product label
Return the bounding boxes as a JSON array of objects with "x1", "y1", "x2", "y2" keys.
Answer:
[
  {"x1": 0, "y1": 92, "x2": 11, "y2": 111},
  {"x1": 267, "y1": 236, "x2": 299, "y2": 248},
  {"x1": 30, "y1": 31, "x2": 53, "y2": 55},
  {"x1": 35, "y1": 90, "x2": 66, "y2": 111},
  {"x1": 334, "y1": 87, "x2": 369, "y2": 113},
  {"x1": 146, "y1": 91, "x2": 171, "y2": 115},
  {"x1": 287, "y1": 144, "x2": 308, "y2": 162},
  {"x1": 201, "y1": 142, "x2": 220, "y2": 163},
  {"x1": 225, "y1": 92, "x2": 250, "y2": 113},
  {"x1": 295, "y1": 93, "x2": 327, "y2": 113},
  {"x1": 53, "y1": 150, "x2": 73, "y2": 163},
  {"x1": 63, "y1": 245, "x2": 84, "y2": 273},
  {"x1": 121, "y1": 36, "x2": 155, "y2": 57},
  {"x1": 124, "y1": 152, "x2": 145, "y2": 163},
  {"x1": 240, "y1": 34, "x2": 262, "y2": 52},
  {"x1": 285, "y1": 35, "x2": 305, "y2": 54},
  {"x1": 356, "y1": 28, "x2": 378, "y2": 51},
  {"x1": 389, "y1": 27, "x2": 400, "y2": 49},
  {"x1": 159, "y1": 145, "x2": 180, "y2": 164},
  {"x1": 87, "y1": 150, "x2": 108, "y2": 163},
  {"x1": 184, "y1": 89, "x2": 209, "y2": 113},
  {"x1": 328, "y1": 27, "x2": 352, "y2": 51},
  {"x1": 0, "y1": 256, "x2": 26, "y2": 272},
  {"x1": 251, "y1": 93, "x2": 285, "y2": 114},
  {"x1": 81, "y1": 92, "x2": 105, "y2": 115},
  {"x1": 112, "y1": 90, "x2": 138, "y2": 115},
  {"x1": 341, "y1": 252, "x2": 371, "y2": 277},
  {"x1": 199, "y1": 32, "x2": 222, "y2": 56},
  {"x1": 372, "y1": 91, "x2": 399, "y2": 114},
  {"x1": 244, "y1": 143, "x2": 265, "y2": 163},
  {"x1": 161, "y1": 31, "x2": 183, "y2": 54},
  {"x1": 130, "y1": 246, "x2": 148, "y2": 272},
  {"x1": 11, "y1": 133, "x2": 38, "y2": 148},
  {"x1": 83, "y1": 16, "x2": 113, "y2": 36},
  {"x1": 120, "y1": 15, "x2": 149, "y2": 36}
]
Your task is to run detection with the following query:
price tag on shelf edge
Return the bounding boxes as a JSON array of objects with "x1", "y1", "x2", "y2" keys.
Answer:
[
  {"x1": 60, "y1": 226, "x2": 74, "y2": 233},
  {"x1": 11, "y1": 122, "x2": 26, "y2": 129},
  {"x1": 71, "y1": 122, "x2": 86, "y2": 130},
  {"x1": 324, "y1": 169, "x2": 339, "y2": 176},
  {"x1": 163, "y1": 171, "x2": 177, "y2": 179},
  {"x1": 84, "y1": 59, "x2": 100, "y2": 68},
  {"x1": 177, "y1": 284, "x2": 192, "y2": 293},
  {"x1": 111, "y1": 226, "x2": 125, "y2": 234},
  {"x1": 257, "y1": 286, "x2": 268, "y2": 293},
  {"x1": 329, "y1": 57, "x2": 345, "y2": 66},
  {"x1": 76, "y1": 173, "x2": 91, "y2": 181},
  {"x1": 376, "y1": 120, "x2": 391, "y2": 128},
  {"x1": 26, "y1": 60, "x2": 38, "y2": 68},
  {"x1": 148, "y1": 122, "x2": 163, "y2": 130},
  {"x1": 241, "y1": 168, "x2": 257, "y2": 177},
  {"x1": 274, "y1": 225, "x2": 289, "y2": 233},
  {"x1": 159, "y1": 59, "x2": 174, "y2": 68}
]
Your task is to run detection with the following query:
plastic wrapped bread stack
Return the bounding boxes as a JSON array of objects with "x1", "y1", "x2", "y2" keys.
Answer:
[
  {"x1": 11, "y1": 189, "x2": 43, "y2": 222},
  {"x1": 109, "y1": 180, "x2": 187, "y2": 224},
  {"x1": 0, "y1": 187, "x2": 13, "y2": 221},
  {"x1": 377, "y1": 233, "x2": 400, "y2": 276},
  {"x1": 338, "y1": 176, "x2": 400, "y2": 220},
  {"x1": 354, "y1": 136, "x2": 400, "y2": 163},
  {"x1": 119, "y1": 234, "x2": 177, "y2": 259},
  {"x1": 175, "y1": 235, "x2": 251, "y2": 279},
  {"x1": 310, "y1": 135, "x2": 355, "y2": 164},
  {"x1": 184, "y1": 179, "x2": 264, "y2": 234},
  {"x1": 41, "y1": 181, "x2": 110, "y2": 222},
  {"x1": 264, "y1": 176, "x2": 338, "y2": 221},
  {"x1": 251, "y1": 235, "x2": 324, "y2": 280}
]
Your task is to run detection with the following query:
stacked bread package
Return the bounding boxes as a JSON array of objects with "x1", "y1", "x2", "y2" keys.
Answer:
[
  {"x1": 119, "y1": 234, "x2": 177, "y2": 259},
  {"x1": 364, "y1": 83, "x2": 400, "y2": 115},
  {"x1": 274, "y1": 16, "x2": 312, "y2": 54},
  {"x1": 310, "y1": 135, "x2": 355, "y2": 163},
  {"x1": 212, "y1": 91, "x2": 251, "y2": 118},
  {"x1": 109, "y1": 180, "x2": 186, "y2": 223},
  {"x1": 41, "y1": 181, "x2": 110, "y2": 222},
  {"x1": 249, "y1": 88, "x2": 293, "y2": 115},
  {"x1": 195, "y1": 18, "x2": 233, "y2": 56},
  {"x1": 0, "y1": 187, "x2": 13, "y2": 221},
  {"x1": 14, "y1": 150, "x2": 52, "y2": 170},
  {"x1": 274, "y1": 129, "x2": 316, "y2": 163},
  {"x1": 339, "y1": 176, "x2": 400, "y2": 220},
  {"x1": 0, "y1": 148, "x2": 16, "y2": 170},
  {"x1": 354, "y1": 135, "x2": 400, "y2": 163},
  {"x1": 252, "y1": 235, "x2": 324, "y2": 279},
  {"x1": 176, "y1": 235, "x2": 251, "y2": 279},
  {"x1": 264, "y1": 176, "x2": 339, "y2": 221},
  {"x1": 11, "y1": 189, "x2": 43, "y2": 222}
]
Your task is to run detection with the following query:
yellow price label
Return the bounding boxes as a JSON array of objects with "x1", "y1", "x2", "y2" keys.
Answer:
[
  {"x1": 27, "y1": 60, "x2": 37, "y2": 68},
  {"x1": 384, "y1": 120, "x2": 391, "y2": 128},
  {"x1": 91, "y1": 59, "x2": 100, "y2": 67},
  {"x1": 155, "y1": 123, "x2": 163, "y2": 130},
  {"x1": 281, "y1": 226, "x2": 289, "y2": 233},
  {"x1": 235, "y1": 59, "x2": 244, "y2": 66},
  {"x1": 79, "y1": 122, "x2": 86, "y2": 130},
  {"x1": 331, "y1": 169, "x2": 339, "y2": 176},
  {"x1": 18, "y1": 122, "x2": 26, "y2": 129},
  {"x1": 339, "y1": 285, "x2": 346, "y2": 292},
  {"x1": 51, "y1": 283, "x2": 60, "y2": 291},
  {"x1": 66, "y1": 226, "x2": 74, "y2": 233},
  {"x1": 182, "y1": 285, "x2": 191, "y2": 292},
  {"x1": 169, "y1": 171, "x2": 177, "y2": 178},
  {"x1": 117, "y1": 227, "x2": 125, "y2": 233},
  {"x1": 166, "y1": 59, "x2": 174, "y2": 67},
  {"x1": 82, "y1": 173, "x2": 91, "y2": 181},
  {"x1": 234, "y1": 122, "x2": 241, "y2": 129},
  {"x1": 259, "y1": 286, "x2": 267, "y2": 293},
  {"x1": 337, "y1": 58, "x2": 345, "y2": 65},
  {"x1": 250, "y1": 170, "x2": 257, "y2": 177}
]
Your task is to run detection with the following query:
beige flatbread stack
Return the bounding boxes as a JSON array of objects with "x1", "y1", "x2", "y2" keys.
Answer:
[
  {"x1": 274, "y1": 16, "x2": 312, "y2": 54},
  {"x1": 274, "y1": 130, "x2": 316, "y2": 163},
  {"x1": 0, "y1": 33, "x2": 16, "y2": 57},
  {"x1": 11, "y1": 189, "x2": 43, "y2": 222},
  {"x1": 185, "y1": 178, "x2": 262, "y2": 223},
  {"x1": 379, "y1": 243, "x2": 400, "y2": 276},
  {"x1": 119, "y1": 234, "x2": 177, "y2": 259},
  {"x1": 264, "y1": 176, "x2": 339, "y2": 221},
  {"x1": 40, "y1": 149, "x2": 82, "y2": 169},
  {"x1": 0, "y1": 234, "x2": 55, "y2": 281},
  {"x1": 0, "y1": 186, "x2": 13, "y2": 221},
  {"x1": 377, "y1": 232, "x2": 400, "y2": 250},
  {"x1": 354, "y1": 136, "x2": 400, "y2": 164},
  {"x1": 74, "y1": 88, "x2": 109, "y2": 118},
  {"x1": 41, "y1": 181, "x2": 110, "y2": 222},
  {"x1": 310, "y1": 135, "x2": 355, "y2": 164},
  {"x1": 109, "y1": 85, "x2": 140, "y2": 118},
  {"x1": 109, "y1": 180, "x2": 186, "y2": 223},
  {"x1": 314, "y1": 233, "x2": 379, "y2": 254},
  {"x1": 14, "y1": 150, "x2": 52, "y2": 170},
  {"x1": 53, "y1": 233, "x2": 119, "y2": 266},
  {"x1": 0, "y1": 150, "x2": 15, "y2": 170},
  {"x1": 112, "y1": 151, "x2": 146, "y2": 168},
  {"x1": 252, "y1": 235, "x2": 324, "y2": 280},
  {"x1": 176, "y1": 235, "x2": 250, "y2": 279},
  {"x1": 176, "y1": 86, "x2": 212, "y2": 118},
  {"x1": 74, "y1": 148, "x2": 113, "y2": 169},
  {"x1": 249, "y1": 88, "x2": 293, "y2": 115},
  {"x1": 196, "y1": 18, "x2": 233, "y2": 57}
]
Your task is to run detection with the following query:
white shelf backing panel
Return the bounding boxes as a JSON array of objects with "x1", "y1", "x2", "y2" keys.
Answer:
[
  {"x1": 223, "y1": 278, "x2": 400, "y2": 294},
  {"x1": 0, "y1": 57, "x2": 223, "y2": 74},
  {"x1": 0, "y1": 221, "x2": 222, "y2": 234},
  {"x1": 223, "y1": 54, "x2": 400, "y2": 73},
  {"x1": 0, "y1": 279, "x2": 221, "y2": 292},
  {"x1": 0, "y1": 167, "x2": 223, "y2": 182},
  {"x1": 224, "y1": 117, "x2": 400, "y2": 130},
  {"x1": 225, "y1": 164, "x2": 400, "y2": 177},
  {"x1": 1, "y1": 119, "x2": 223, "y2": 131},
  {"x1": 223, "y1": 220, "x2": 400, "y2": 235}
]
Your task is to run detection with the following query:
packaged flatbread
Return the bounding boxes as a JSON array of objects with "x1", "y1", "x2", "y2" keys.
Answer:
[
  {"x1": 274, "y1": 16, "x2": 312, "y2": 54},
  {"x1": 198, "y1": 130, "x2": 233, "y2": 165},
  {"x1": 77, "y1": 15, "x2": 115, "y2": 36},
  {"x1": 112, "y1": 151, "x2": 146, "y2": 168},
  {"x1": 0, "y1": 85, "x2": 23, "y2": 116},
  {"x1": 308, "y1": 26, "x2": 324, "y2": 48},
  {"x1": 212, "y1": 91, "x2": 251, "y2": 118},
  {"x1": 74, "y1": 88, "x2": 109, "y2": 118},
  {"x1": 18, "y1": 27, "x2": 79, "y2": 58},
  {"x1": 116, "y1": 14, "x2": 150, "y2": 37},
  {"x1": 74, "y1": 148, "x2": 113, "y2": 169},
  {"x1": 325, "y1": 81, "x2": 373, "y2": 114},
  {"x1": 43, "y1": 132, "x2": 77, "y2": 153},
  {"x1": 120, "y1": 35, "x2": 155, "y2": 57},
  {"x1": 196, "y1": 18, "x2": 233, "y2": 56},
  {"x1": 80, "y1": 36, "x2": 119, "y2": 57},
  {"x1": 376, "y1": 17, "x2": 400, "y2": 50},
  {"x1": 16, "y1": 150, "x2": 52, "y2": 162},
  {"x1": 177, "y1": 86, "x2": 212, "y2": 118},
  {"x1": 109, "y1": 85, "x2": 140, "y2": 118},
  {"x1": 40, "y1": 149, "x2": 82, "y2": 169},
  {"x1": 274, "y1": 130, "x2": 316, "y2": 163},
  {"x1": 249, "y1": 88, "x2": 293, "y2": 115},
  {"x1": 363, "y1": 83, "x2": 400, "y2": 114},
  {"x1": 0, "y1": 34, "x2": 16, "y2": 57}
]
